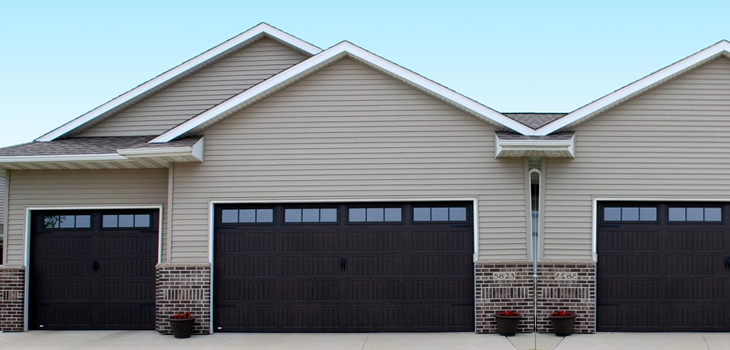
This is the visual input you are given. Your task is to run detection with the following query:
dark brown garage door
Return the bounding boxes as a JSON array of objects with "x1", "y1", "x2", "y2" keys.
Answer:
[
  {"x1": 214, "y1": 202, "x2": 474, "y2": 332},
  {"x1": 29, "y1": 210, "x2": 158, "y2": 330},
  {"x1": 597, "y1": 202, "x2": 730, "y2": 331}
]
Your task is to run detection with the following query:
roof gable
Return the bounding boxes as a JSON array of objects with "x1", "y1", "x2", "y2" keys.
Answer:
[
  {"x1": 150, "y1": 41, "x2": 534, "y2": 143},
  {"x1": 77, "y1": 38, "x2": 308, "y2": 137},
  {"x1": 36, "y1": 23, "x2": 321, "y2": 142},
  {"x1": 535, "y1": 40, "x2": 730, "y2": 136}
]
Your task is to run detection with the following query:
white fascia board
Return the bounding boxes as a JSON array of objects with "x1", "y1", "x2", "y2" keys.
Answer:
[
  {"x1": 117, "y1": 137, "x2": 204, "y2": 161},
  {"x1": 534, "y1": 41, "x2": 730, "y2": 136},
  {"x1": 151, "y1": 42, "x2": 533, "y2": 143},
  {"x1": 0, "y1": 153, "x2": 128, "y2": 163},
  {"x1": 36, "y1": 23, "x2": 321, "y2": 142}
]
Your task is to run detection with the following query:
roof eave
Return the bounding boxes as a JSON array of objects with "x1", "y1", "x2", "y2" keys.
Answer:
[{"x1": 0, "y1": 138, "x2": 204, "y2": 169}]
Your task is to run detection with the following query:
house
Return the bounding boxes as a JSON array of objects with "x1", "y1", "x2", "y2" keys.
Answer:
[{"x1": 1, "y1": 23, "x2": 729, "y2": 334}]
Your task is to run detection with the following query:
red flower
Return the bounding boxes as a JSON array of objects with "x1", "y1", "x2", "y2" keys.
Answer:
[
  {"x1": 497, "y1": 310, "x2": 521, "y2": 316},
  {"x1": 551, "y1": 310, "x2": 574, "y2": 317},
  {"x1": 172, "y1": 311, "x2": 193, "y2": 319}
]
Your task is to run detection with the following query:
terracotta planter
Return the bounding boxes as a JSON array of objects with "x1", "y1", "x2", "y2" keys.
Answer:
[
  {"x1": 169, "y1": 317, "x2": 196, "y2": 339},
  {"x1": 549, "y1": 315, "x2": 576, "y2": 336},
  {"x1": 495, "y1": 314, "x2": 521, "y2": 336}
]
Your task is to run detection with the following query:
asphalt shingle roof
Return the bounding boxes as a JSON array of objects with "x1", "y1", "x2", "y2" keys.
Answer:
[
  {"x1": 0, "y1": 136, "x2": 202, "y2": 157},
  {"x1": 503, "y1": 113, "x2": 568, "y2": 130}
]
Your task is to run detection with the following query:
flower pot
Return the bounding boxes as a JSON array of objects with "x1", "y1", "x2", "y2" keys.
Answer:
[
  {"x1": 169, "y1": 317, "x2": 196, "y2": 339},
  {"x1": 549, "y1": 315, "x2": 576, "y2": 336},
  {"x1": 495, "y1": 314, "x2": 521, "y2": 336}
]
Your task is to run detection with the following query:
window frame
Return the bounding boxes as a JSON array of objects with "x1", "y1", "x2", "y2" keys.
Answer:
[
  {"x1": 346, "y1": 206, "x2": 405, "y2": 224},
  {"x1": 42, "y1": 214, "x2": 93, "y2": 230},
  {"x1": 600, "y1": 206, "x2": 659, "y2": 224},
  {"x1": 282, "y1": 207, "x2": 339, "y2": 225},
  {"x1": 666, "y1": 205, "x2": 724, "y2": 224},
  {"x1": 217, "y1": 207, "x2": 277, "y2": 226},
  {"x1": 411, "y1": 206, "x2": 469, "y2": 223},
  {"x1": 101, "y1": 213, "x2": 154, "y2": 229}
]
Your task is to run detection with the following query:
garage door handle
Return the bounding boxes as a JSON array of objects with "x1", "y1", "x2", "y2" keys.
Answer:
[
  {"x1": 340, "y1": 257, "x2": 347, "y2": 270},
  {"x1": 724, "y1": 256, "x2": 730, "y2": 270},
  {"x1": 93, "y1": 260, "x2": 99, "y2": 273}
]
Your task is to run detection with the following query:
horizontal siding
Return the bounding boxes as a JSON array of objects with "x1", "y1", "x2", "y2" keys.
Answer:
[
  {"x1": 5, "y1": 169, "x2": 168, "y2": 265},
  {"x1": 171, "y1": 58, "x2": 528, "y2": 262},
  {"x1": 80, "y1": 38, "x2": 307, "y2": 137},
  {"x1": 544, "y1": 57, "x2": 730, "y2": 260},
  {"x1": 0, "y1": 175, "x2": 5, "y2": 225}
]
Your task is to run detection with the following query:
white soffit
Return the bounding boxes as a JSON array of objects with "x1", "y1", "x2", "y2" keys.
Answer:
[
  {"x1": 495, "y1": 133, "x2": 575, "y2": 158},
  {"x1": 150, "y1": 41, "x2": 534, "y2": 143},
  {"x1": 36, "y1": 23, "x2": 321, "y2": 142},
  {"x1": 534, "y1": 40, "x2": 730, "y2": 136}
]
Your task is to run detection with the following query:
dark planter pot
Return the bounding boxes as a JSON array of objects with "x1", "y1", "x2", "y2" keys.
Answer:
[
  {"x1": 169, "y1": 317, "x2": 196, "y2": 339},
  {"x1": 495, "y1": 315, "x2": 522, "y2": 336},
  {"x1": 549, "y1": 315, "x2": 576, "y2": 336}
]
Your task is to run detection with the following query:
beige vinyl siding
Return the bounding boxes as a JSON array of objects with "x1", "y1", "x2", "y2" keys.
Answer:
[
  {"x1": 80, "y1": 38, "x2": 307, "y2": 137},
  {"x1": 544, "y1": 57, "x2": 730, "y2": 260},
  {"x1": 0, "y1": 175, "x2": 5, "y2": 224},
  {"x1": 5, "y1": 169, "x2": 168, "y2": 265},
  {"x1": 170, "y1": 58, "x2": 528, "y2": 263}
]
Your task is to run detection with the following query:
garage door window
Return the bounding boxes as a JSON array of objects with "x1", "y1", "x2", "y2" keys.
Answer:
[
  {"x1": 668, "y1": 207, "x2": 722, "y2": 222},
  {"x1": 220, "y1": 209, "x2": 274, "y2": 224},
  {"x1": 43, "y1": 215, "x2": 91, "y2": 229},
  {"x1": 348, "y1": 207, "x2": 402, "y2": 222},
  {"x1": 604, "y1": 207, "x2": 657, "y2": 222},
  {"x1": 413, "y1": 207, "x2": 468, "y2": 222},
  {"x1": 102, "y1": 214, "x2": 152, "y2": 228},
  {"x1": 285, "y1": 208, "x2": 338, "y2": 223}
]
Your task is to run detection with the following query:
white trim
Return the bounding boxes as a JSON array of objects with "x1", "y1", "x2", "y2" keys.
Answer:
[
  {"x1": 495, "y1": 134, "x2": 575, "y2": 158},
  {"x1": 23, "y1": 205, "x2": 164, "y2": 331},
  {"x1": 117, "y1": 137, "x2": 204, "y2": 162},
  {"x1": 0, "y1": 154, "x2": 128, "y2": 163},
  {"x1": 207, "y1": 197, "x2": 479, "y2": 334},
  {"x1": 535, "y1": 41, "x2": 730, "y2": 136},
  {"x1": 151, "y1": 41, "x2": 534, "y2": 143},
  {"x1": 36, "y1": 23, "x2": 321, "y2": 142},
  {"x1": 591, "y1": 197, "x2": 730, "y2": 262}
]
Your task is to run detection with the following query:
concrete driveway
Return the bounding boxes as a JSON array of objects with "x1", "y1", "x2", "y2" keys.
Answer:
[{"x1": 1, "y1": 331, "x2": 729, "y2": 350}]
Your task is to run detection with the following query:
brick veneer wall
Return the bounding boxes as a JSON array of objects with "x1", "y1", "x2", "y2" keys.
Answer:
[
  {"x1": 156, "y1": 263, "x2": 211, "y2": 335},
  {"x1": 0, "y1": 266, "x2": 25, "y2": 332},
  {"x1": 475, "y1": 261, "x2": 595, "y2": 334}
]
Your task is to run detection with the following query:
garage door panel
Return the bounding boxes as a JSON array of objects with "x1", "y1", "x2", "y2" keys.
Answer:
[
  {"x1": 664, "y1": 230, "x2": 724, "y2": 251},
  {"x1": 598, "y1": 280, "x2": 661, "y2": 300},
  {"x1": 346, "y1": 231, "x2": 405, "y2": 252},
  {"x1": 284, "y1": 231, "x2": 339, "y2": 252},
  {"x1": 347, "y1": 256, "x2": 405, "y2": 275},
  {"x1": 214, "y1": 202, "x2": 474, "y2": 332},
  {"x1": 30, "y1": 210, "x2": 158, "y2": 330},
  {"x1": 282, "y1": 307, "x2": 340, "y2": 330},
  {"x1": 219, "y1": 230, "x2": 277, "y2": 252},
  {"x1": 598, "y1": 202, "x2": 730, "y2": 332}
]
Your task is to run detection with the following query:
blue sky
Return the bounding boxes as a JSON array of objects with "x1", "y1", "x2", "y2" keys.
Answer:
[{"x1": 1, "y1": 0, "x2": 729, "y2": 147}]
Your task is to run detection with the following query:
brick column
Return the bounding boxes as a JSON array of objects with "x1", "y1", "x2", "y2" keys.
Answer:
[
  {"x1": 0, "y1": 266, "x2": 25, "y2": 332},
  {"x1": 156, "y1": 263, "x2": 211, "y2": 335},
  {"x1": 475, "y1": 261, "x2": 595, "y2": 334}
]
